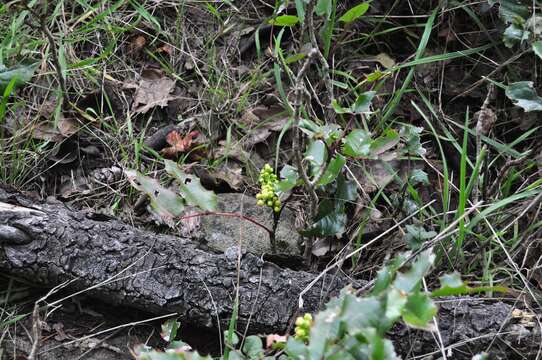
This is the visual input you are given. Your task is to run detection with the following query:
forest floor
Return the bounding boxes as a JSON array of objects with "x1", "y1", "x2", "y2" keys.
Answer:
[{"x1": 1, "y1": 0, "x2": 542, "y2": 359}]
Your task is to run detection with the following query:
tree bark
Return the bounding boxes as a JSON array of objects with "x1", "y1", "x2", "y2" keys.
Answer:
[{"x1": 0, "y1": 186, "x2": 540, "y2": 359}]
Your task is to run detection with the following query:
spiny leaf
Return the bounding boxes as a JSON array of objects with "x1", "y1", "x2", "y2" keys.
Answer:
[
  {"x1": 0, "y1": 62, "x2": 37, "y2": 92},
  {"x1": 401, "y1": 292, "x2": 437, "y2": 329},
  {"x1": 342, "y1": 129, "x2": 372, "y2": 157},
  {"x1": 317, "y1": 154, "x2": 346, "y2": 186},
  {"x1": 125, "y1": 170, "x2": 184, "y2": 226},
  {"x1": 276, "y1": 165, "x2": 299, "y2": 192},
  {"x1": 505, "y1": 81, "x2": 542, "y2": 111},
  {"x1": 370, "y1": 129, "x2": 400, "y2": 156},
  {"x1": 164, "y1": 160, "x2": 217, "y2": 211}
]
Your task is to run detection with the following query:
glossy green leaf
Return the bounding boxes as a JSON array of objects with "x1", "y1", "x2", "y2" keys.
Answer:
[
  {"x1": 431, "y1": 272, "x2": 469, "y2": 297},
  {"x1": 242, "y1": 335, "x2": 264, "y2": 358},
  {"x1": 160, "y1": 318, "x2": 180, "y2": 342},
  {"x1": 342, "y1": 129, "x2": 372, "y2": 157},
  {"x1": 393, "y1": 249, "x2": 435, "y2": 293},
  {"x1": 488, "y1": 0, "x2": 529, "y2": 23},
  {"x1": 269, "y1": 15, "x2": 300, "y2": 26},
  {"x1": 409, "y1": 169, "x2": 429, "y2": 185},
  {"x1": 505, "y1": 81, "x2": 542, "y2": 111},
  {"x1": 300, "y1": 198, "x2": 346, "y2": 237},
  {"x1": 0, "y1": 62, "x2": 37, "y2": 92},
  {"x1": 403, "y1": 224, "x2": 436, "y2": 250},
  {"x1": 318, "y1": 154, "x2": 346, "y2": 186},
  {"x1": 385, "y1": 288, "x2": 407, "y2": 322},
  {"x1": 401, "y1": 292, "x2": 437, "y2": 329},
  {"x1": 321, "y1": 124, "x2": 343, "y2": 145},
  {"x1": 299, "y1": 118, "x2": 322, "y2": 137},
  {"x1": 399, "y1": 125, "x2": 426, "y2": 156},
  {"x1": 305, "y1": 140, "x2": 327, "y2": 168},
  {"x1": 331, "y1": 99, "x2": 350, "y2": 114},
  {"x1": 339, "y1": 2, "x2": 369, "y2": 23},
  {"x1": 336, "y1": 174, "x2": 357, "y2": 203},
  {"x1": 125, "y1": 170, "x2": 185, "y2": 226},
  {"x1": 533, "y1": 40, "x2": 542, "y2": 59},
  {"x1": 350, "y1": 91, "x2": 376, "y2": 113},
  {"x1": 285, "y1": 337, "x2": 308, "y2": 358},
  {"x1": 276, "y1": 165, "x2": 299, "y2": 192},
  {"x1": 370, "y1": 129, "x2": 400, "y2": 156},
  {"x1": 315, "y1": 0, "x2": 332, "y2": 18},
  {"x1": 503, "y1": 22, "x2": 528, "y2": 47},
  {"x1": 164, "y1": 160, "x2": 217, "y2": 211}
]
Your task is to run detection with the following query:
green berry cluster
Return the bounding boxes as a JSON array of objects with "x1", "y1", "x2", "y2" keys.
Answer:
[
  {"x1": 256, "y1": 164, "x2": 281, "y2": 213},
  {"x1": 294, "y1": 313, "x2": 313, "y2": 342}
]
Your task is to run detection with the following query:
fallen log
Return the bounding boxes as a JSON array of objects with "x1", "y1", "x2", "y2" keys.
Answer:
[{"x1": 0, "y1": 187, "x2": 540, "y2": 358}]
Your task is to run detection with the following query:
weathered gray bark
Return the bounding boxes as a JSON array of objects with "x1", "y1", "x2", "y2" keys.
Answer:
[
  {"x1": 0, "y1": 187, "x2": 349, "y2": 334},
  {"x1": 0, "y1": 186, "x2": 540, "y2": 359}
]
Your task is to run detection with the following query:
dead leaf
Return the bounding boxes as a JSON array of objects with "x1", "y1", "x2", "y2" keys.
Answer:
[
  {"x1": 266, "y1": 334, "x2": 287, "y2": 349},
  {"x1": 375, "y1": 53, "x2": 395, "y2": 69},
  {"x1": 31, "y1": 117, "x2": 78, "y2": 141},
  {"x1": 178, "y1": 207, "x2": 201, "y2": 237},
  {"x1": 212, "y1": 163, "x2": 244, "y2": 190},
  {"x1": 157, "y1": 43, "x2": 173, "y2": 56},
  {"x1": 312, "y1": 237, "x2": 340, "y2": 257},
  {"x1": 214, "y1": 140, "x2": 250, "y2": 161},
  {"x1": 240, "y1": 104, "x2": 290, "y2": 147},
  {"x1": 128, "y1": 35, "x2": 147, "y2": 55},
  {"x1": 132, "y1": 68, "x2": 176, "y2": 114},
  {"x1": 161, "y1": 130, "x2": 199, "y2": 158}
]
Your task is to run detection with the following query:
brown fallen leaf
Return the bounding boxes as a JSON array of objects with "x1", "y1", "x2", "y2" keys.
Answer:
[
  {"x1": 266, "y1": 334, "x2": 287, "y2": 349},
  {"x1": 161, "y1": 130, "x2": 200, "y2": 158},
  {"x1": 127, "y1": 35, "x2": 147, "y2": 56},
  {"x1": 132, "y1": 68, "x2": 176, "y2": 114},
  {"x1": 240, "y1": 104, "x2": 290, "y2": 147}
]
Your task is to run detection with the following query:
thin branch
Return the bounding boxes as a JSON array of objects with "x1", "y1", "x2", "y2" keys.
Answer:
[{"x1": 179, "y1": 211, "x2": 273, "y2": 236}]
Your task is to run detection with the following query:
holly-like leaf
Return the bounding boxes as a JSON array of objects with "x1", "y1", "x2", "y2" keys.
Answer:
[
  {"x1": 342, "y1": 129, "x2": 372, "y2": 157},
  {"x1": 276, "y1": 165, "x2": 299, "y2": 192},
  {"x1": 332, "y1": 91, "x2": 375, "y2": 114},
  {"x1": 533, "y1": 40, "x2": 542, "y2": 59},
  {"x1": 269, "y1": 15, "x2": 299, "y2": 26},
  {"x1": 385, "y1": 288, "x2": 407, "y2": 322},
  {"x1": 242, "y1": 335, "x2": 264, "y2": 358},
  {"x1": 315, "y1": 0, "x2": 332, "y2": 18},
  {"x1": 339, "y1": 2, "x2": 370, "y2": 24},
  {"x1": 0, "y1": 62, "x2": 37, "y2": 92},
  {"x1": 164, "y1": 160, "x2": 217, "y2": 211},
  {"x1": 431, "y1": 272, "x2": 469, "y2": 297},
  {"x1": 125, "y1": 170, "x2": 184, "y2": 226},
  {"x1": 505, "y1": 81, "x2": 542, "y2": 111},
  {"x1": 401, "y1": 292, "x2": 437, "y2": 329},
  {"x1": 351, "y1": 91, "x2": 376, "y2": 113},
  {"x1": 403, "y1": 224, "x2": 436, "y2": 250},
  {"x1": 399, "y1": 125, "x2": 426, "y2": 156},
  {"x1": 299, "y1": 199, "x2": 347, "y2": 237},
  {"x1": 393, "y1": 249, "x2": 435, "y2": 293},
  {"x1": 317, "y1": 154, "x2": 346, "y2": 186},
  {"x1": 160, "y1": 318, "x2": 180, "y2": 342},
  {"x1": 409, "y1": 169, "x2": 429, "y2": 185},
  {"x1": 370, "y1": 129, "x2": 400, "y2": 156},
  {"x1": 305, "y1": 139, "x2": 327, "y2": 171}
]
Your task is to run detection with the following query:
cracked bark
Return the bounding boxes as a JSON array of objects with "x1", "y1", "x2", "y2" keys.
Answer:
[{"x1": 0, "y1": 186, "x2": 540, "y2": 358}]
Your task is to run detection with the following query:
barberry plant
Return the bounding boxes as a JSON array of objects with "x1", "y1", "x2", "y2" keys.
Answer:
[
  {"x1": 256, "y1": 164, "x2": 281, "y2": 213},
  {"x1": 294, "y1": 313, "x2": 313, "y2": 342}
]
